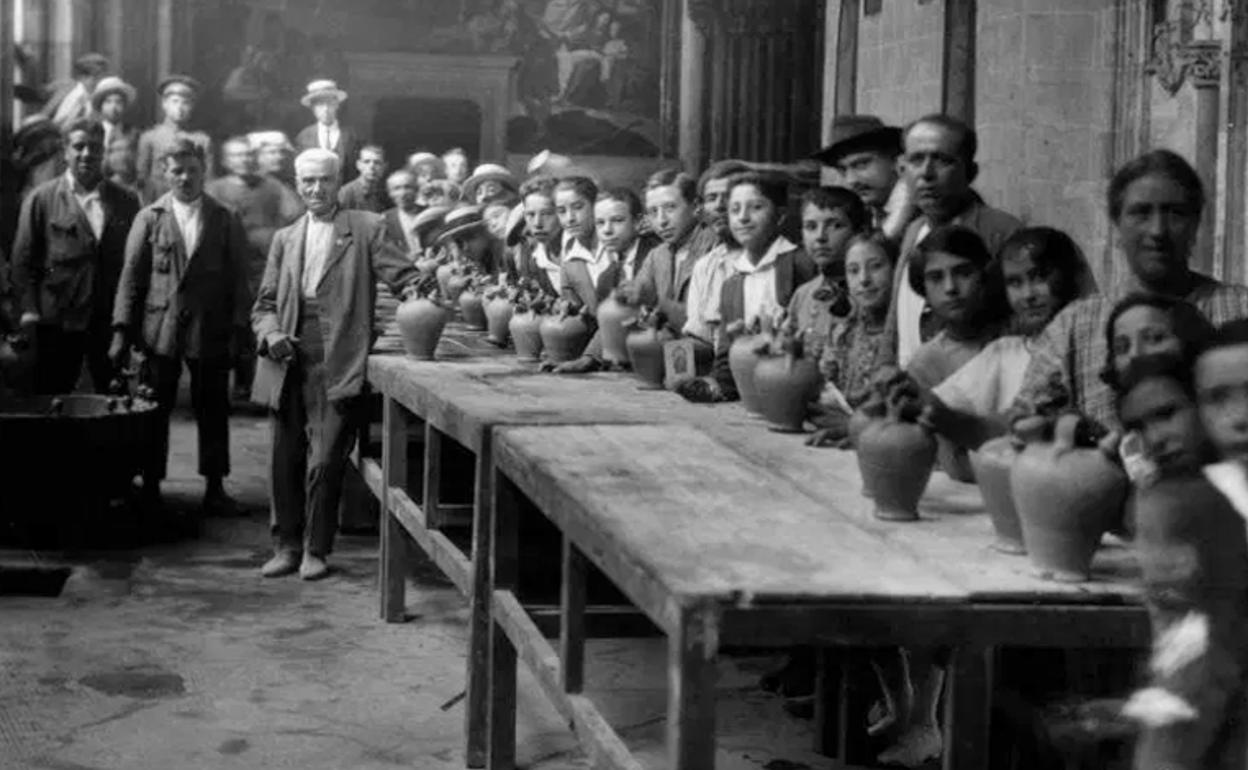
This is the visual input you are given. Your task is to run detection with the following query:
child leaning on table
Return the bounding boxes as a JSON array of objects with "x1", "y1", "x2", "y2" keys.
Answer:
[
  {"x1": 921, "y1": 227, "x2": 1096, "y2": 451},
  {"x1": 1112, "y1": 350, "x2": 1248, "y2": 770},
  {"x1": 785, "y1": 185, "x2": 868, "y2": 359}
]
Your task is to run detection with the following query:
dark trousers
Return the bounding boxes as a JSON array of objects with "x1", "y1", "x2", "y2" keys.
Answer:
[
  {"x1": 32, "y1": 323, "x2": 113, "y2": 395},
  {"x1": 144, "y1": 355, "x2": 231, "y2": 482},
  {"x1": 233, "y1": 327, "x2": 256, "y2": 396},
  {"x1": 269, "y1": 298, "x2": 360, "y2": 556}
]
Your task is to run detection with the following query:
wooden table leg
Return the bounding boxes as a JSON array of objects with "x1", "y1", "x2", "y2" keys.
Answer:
[
  {"x1": 942, "y1": 645, "x2": 994, "y2": 770},
  {"x1": 814, "y1": 647, "x2": 841, "y2": 758},
  {"x1": 423, "y1": 420, "x2": 444, "y2": 529},
  {"x1": 560, "y1": 537, "x2": 587, "y2": 694},
  {"x1": 667, "y1": 604, "x2": 719, "y2": 770},
  {"x1": 379, "y1": 396, "x2": 408, "y2": 623},
  {"x1": 837, "y1": 647, "x2": 877, "y2": 766},
  {"x1": 465, "y1": 429, "x2": 493, "y2": 768},
  {"x1": 487, "y1": 462, "x2": 519, "y2": 770}
]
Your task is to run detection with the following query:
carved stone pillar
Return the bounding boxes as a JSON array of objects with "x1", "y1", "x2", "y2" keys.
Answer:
[
  {"x1": 1186, "y1": 40, "x2": 1221, "y2": 276},
  {"x1": 679, "y1": 0, "x2": 707, "y2": 171},
  {"x1": 1224, "y1": 0, "x2": 1248, "y2": 283}
]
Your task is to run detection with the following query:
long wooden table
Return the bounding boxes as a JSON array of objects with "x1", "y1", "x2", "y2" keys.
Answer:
[{"x1": 362, "y1": 347, "x2": 1150, "y2": 770}]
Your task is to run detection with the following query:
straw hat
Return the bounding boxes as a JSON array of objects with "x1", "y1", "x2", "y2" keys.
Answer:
[
  {"x1": 504, "y1": 203, "x2": 526, "y2": 247},
  {"x1": 526, "y1": 149, "x2": 573, "y2": 176},
  {"x1": 436, "y1": 205, "x2": 488, "y2": 244},
  {"x1": 413, "y1": 205, "x2": 453, "y2": 244},
  {"x1": 300, "y1": 79, "x2": 348, "y2": 108},
  {"x1": 90, "y1": 76, "x2": 137, "y2": 111},
  {"x1": 462, "y1": 163, "x2": 518, "y2": 201}
]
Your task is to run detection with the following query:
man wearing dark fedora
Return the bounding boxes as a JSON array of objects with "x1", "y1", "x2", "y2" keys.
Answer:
[
  {"x1": 136, "y1": 75, "x2": 215, "y2": 201},
  {"x1": 813, "y1": 114, "x2": 914, "y2": 242},
  {"x1": 294, "y1": 79, "x2": 361, "y2": 185}
]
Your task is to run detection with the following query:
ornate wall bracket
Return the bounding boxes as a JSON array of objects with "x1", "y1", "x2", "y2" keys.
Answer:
[{"x1": 1148, "y1": 27, "x2": 1224, "y2": 92}]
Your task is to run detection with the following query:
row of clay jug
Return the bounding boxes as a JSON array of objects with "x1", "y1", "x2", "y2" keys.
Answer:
[
  {"x1": 969, "y1": 414, "x2": 1127, "y2": 582},
  {"x1": 727, "y1": 313, "x2": 822, "y2": 433}
]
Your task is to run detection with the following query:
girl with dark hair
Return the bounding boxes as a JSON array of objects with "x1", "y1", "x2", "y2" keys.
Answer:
[{"x1": 923, "y1": 227, "x2": 1097, "y2": 449}]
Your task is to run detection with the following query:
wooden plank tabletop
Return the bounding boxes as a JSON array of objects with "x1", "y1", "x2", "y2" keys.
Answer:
[
  {"x1": 493, "y1": 422, "x2": 969, "y2": 609},
  {"x1": 493, "y1": 422, "x2": 1140, "y2": 609}
]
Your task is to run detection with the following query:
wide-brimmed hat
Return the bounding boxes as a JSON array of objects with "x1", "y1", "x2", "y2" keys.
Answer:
[
  {"x1": 812, "y1": 115, "x2": 902, "y2": 166},
  {"x1": 91, "y1": 76, "x2": 137, "y2": 110},
  {"x1": 413, "y1": 205, "x2": 452, "y2": 244},
  {"x1": 436, "y1": 205, "x2": 488, "y2": 244},
  {"x1": 300, "y1": 79, "x2": 348, "y2": 108},
  {"x1": 158, "y1": 74, "x2": 202, "y2": 99},
  {"x1": 504, "y1": 203, "x2": 526, "y2": 247},
  {"x1": 462, "y1": 163, "x2": 518, "y2": 201}
]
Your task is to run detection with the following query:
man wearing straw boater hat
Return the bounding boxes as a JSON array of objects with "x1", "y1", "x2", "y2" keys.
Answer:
[
  {"x1": 812, "y1": 114, "x2": 914, "y2": 241},
  {"x1": 251, "y1": 148, "x2": 424, "y2": 580},
  {"x1": 462, "y1": 163, "x2": 518, "y2": 206},
  {"x1": 294, "y1": 79, "x2": 360, "y2": 184},
  {"x1": 136, "y1": 75, "x2": 214, "y2": 201},
  {"x1": 90, "y1": 76, "x2": 139, "y2": 159}
]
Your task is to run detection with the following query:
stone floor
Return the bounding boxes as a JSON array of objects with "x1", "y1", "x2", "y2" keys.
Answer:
[{"x1": 0, "y1": 412, "x2": 842, "y2": 770}]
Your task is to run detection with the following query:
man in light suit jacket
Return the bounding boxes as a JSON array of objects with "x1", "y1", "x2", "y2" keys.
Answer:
[
  {"x1": 251, "y1": 148, "x2": 422, "y2": 580},
  {"x1": 294, "y1": 80, "x2": 361, "y2": 185},
  {"x1": 11, "y1": 118, "x2": 141, "y2": 394},
  {"x1": 111, "y1": 139, "x2": 252, "y2": 517}
]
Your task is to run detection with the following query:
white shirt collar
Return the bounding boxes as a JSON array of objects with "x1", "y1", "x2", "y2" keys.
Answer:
[
  {"x1": 65, "y1": 170, "x2": 99, "y2": 199},
  {"x1": 170, "y1": 195, "x2": 202, "y2": 214},
  {"x1": 731, "y1": 235, "x2": 795, "y2": 274}
]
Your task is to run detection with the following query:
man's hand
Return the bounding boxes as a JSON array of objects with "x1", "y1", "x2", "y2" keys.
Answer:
[
  {"x1": 108, "y1": 330, "x2": 128, "y2": 367},
  {"x1": 267, "y1": 334, "x2": 297, "y2": 363}
]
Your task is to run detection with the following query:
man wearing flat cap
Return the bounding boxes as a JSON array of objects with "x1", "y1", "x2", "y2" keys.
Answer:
[
  {"x1": 294, "y1": 80, "x2": 361, "y2": 185},
  {"x1": 112, "y1": 138, "x2": 251, "y2": 518},
  {"x1": 136, "y1": 75, "x2": 215, "y2": 202},
  {"x1": 251, "y1": 148, "x2": 424, "y2": 580},
  {"x1": 91, "y1": 76, "x2": 139, "y2": 159},
  {"x1": 43, "y1": 53, "x2": 110, "y2": 130},
  {"x1": 813, "y1": 114, "x2": 914, "y2": 243},
  {"x1": 11, "y1": 117, "x2": 141, "y2": 395}
]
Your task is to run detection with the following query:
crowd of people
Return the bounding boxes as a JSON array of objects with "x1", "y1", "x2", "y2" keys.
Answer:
[{"x1": 3, "y1": 50, "x2": 1248, "y2": 769}]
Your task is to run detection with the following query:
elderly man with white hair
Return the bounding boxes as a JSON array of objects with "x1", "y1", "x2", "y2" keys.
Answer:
[{"x1": 251, "y1": 147, "x2": 424, "y2": 580}]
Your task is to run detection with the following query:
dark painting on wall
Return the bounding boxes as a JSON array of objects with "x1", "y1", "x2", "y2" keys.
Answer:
[{"x1": 198, "y1": 0, "x2": 668, "y2": 158}]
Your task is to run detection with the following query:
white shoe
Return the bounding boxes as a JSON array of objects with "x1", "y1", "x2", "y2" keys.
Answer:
[
  {"x1": 299, "y1": 553, "x2": 330, "y2": 581},
  {"x1": 261, "y1": 550, "x2": 299, "y2": 578}
]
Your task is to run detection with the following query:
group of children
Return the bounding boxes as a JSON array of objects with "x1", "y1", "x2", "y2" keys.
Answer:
[{"x1": 396, "y1": 143, "x2": 1248, "y2": 768}]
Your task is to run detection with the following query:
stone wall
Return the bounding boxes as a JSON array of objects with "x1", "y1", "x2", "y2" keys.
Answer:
[
  {"x1": 975, "y1": 0, "x2": 1118, "y2": 286},
  {"x1": 855, "y1": 0, "x2": 945, "y2": 119}
]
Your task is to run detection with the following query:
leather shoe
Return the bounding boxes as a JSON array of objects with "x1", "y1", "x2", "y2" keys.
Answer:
[
  {"x1": 299, "y1": 553, "x2": 330, "y2": 581},
  {"x1": 261, "y1": 550, "x2": 300, "y2": 578}
]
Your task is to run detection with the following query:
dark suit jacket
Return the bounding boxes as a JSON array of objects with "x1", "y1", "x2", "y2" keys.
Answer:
[
  {"x1": 711, "y1": 245, "x2": 818, "y2": 398},
  {"x1": 628, "y1": 223, "x2": 719, "y2": 332},
  {"x1": 251, "y1": 209, "x2": 419, "y2": 407},
  {"x1": 561, "y1": 233, "x2": 660, "y2": 314},
  {"x1": 295, "y1": 124, "x2": 362, "y2": 184},
  {"x1": 11, "y1": 175, "x2": 141, "y2": 331},
  {"x1": 112, "y1": 193, "x2": 252, "y2": 361}
]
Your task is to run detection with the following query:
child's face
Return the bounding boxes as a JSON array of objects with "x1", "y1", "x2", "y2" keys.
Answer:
[
  {"x1": 1112, "y1": 305, "x2": 1182, "y2": 378},
  {"x1": 444, "y1": 153, "x2": 469, "y2": 183},
  {"x1": 99, "y1": 93, "x2": 126, "y2": 123},
  {"x1": 162, "y1": 93, "x2": 192, "y2": 124},
  {"x1": 555, "y1": 188, "x2": 594, "y2": 240},
  {"x1": 1119, "y1": 375, "x2": 1206, "y2": 474},
  {"x1": 1195, "y1": 342, "x2": 1248, "y2": 462},
  {"x1": 1003, "y1": 249, "x2": 1063, "y2": 336},
  {"x1": 594, "y1": 199, "x2": 637, "y2": 253},
  {"x1": 845, "y1": 240, "x2": 893, "y2": 317},
  {"x1": 484, "y1": 204, "x2": 511, "y2": 240},
  {"x1": 728, "y1": 183, "x2": 779, "y2": 254},
  {"x1": 644, "y1": 185, "x2": 697, "y2": 245},
  {"x1": 524, "y1": 193, "x2": 560, "y2": 242},
  {"x1": 922, "y1": 251, "x2": 983, "y2": 326},
  {"x1": 801, "y1": 203, "x2": 855, "y2": 273}
]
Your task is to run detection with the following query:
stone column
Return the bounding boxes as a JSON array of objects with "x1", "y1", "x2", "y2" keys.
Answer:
[
  {"x1": 156, "y1": 0, "x2": 174, "y2": 79},
  {"x1": 48, "y1": 0, "x2": 74, "y2": 80},
  {"x1": 1223, "y1": 1, "x2": 1248, "y2": 283},
  {"x1": 1186, "y1": 40, "x2": 1220, "y2": 276},
  {"x1": 941, "y1": 0, "x2": 976, "y2": 123},
  {"x1": 678, "y1": 0, "x2": 707, "y2": 172}
]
